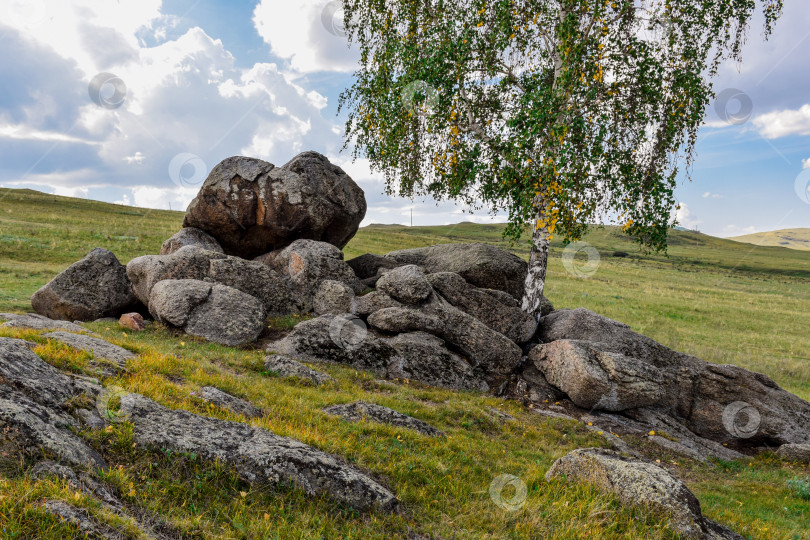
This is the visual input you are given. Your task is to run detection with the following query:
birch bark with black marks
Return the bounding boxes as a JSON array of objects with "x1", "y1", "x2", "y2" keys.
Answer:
[{"x1": 521, "y1": 199, "x2": 551, "y2": 321}]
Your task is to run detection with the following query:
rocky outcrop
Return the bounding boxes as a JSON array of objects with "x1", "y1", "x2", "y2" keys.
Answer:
[
  {"x1": 256, "y1": 239, "x2": 364, "y2": 310},
  {"x1": 40, "y1": 500, "x2": 125, "y2": 539},
  {"x1": 119, "y1": 393, "x2": 397, "y2": 511},
  {"x1": 160, "y1": 227, "x2": 223, "y2": 255},
  {"x1": 324, "y1": 401, "x2": 444, "y2": 437},
  {"x1": 149, "y1": 280, "x2": 266, "y2": 347},
  {"x1": 531, "y1": 308, "x2": 810, "y2": 450},
  {"x1": 127, "y1": 246, "x2": 299, "y2": 315},
  {"x1": 346, "y1": 253, "x2": 398, "y2": 281},
  {"x1": 385, "y1": 332, "x2": 488, "y2": 392},
  {"x1": 376, "y1": 265, "x2": 433, "y2": 304},
  {"x1": 385, "y1": 243, "x2": 528, "y2": 300},
  {"x1": 182, "y1": 153, "x2": 366, "y2": 259},
  {"x1": 427, "y1": 272, "x2": 537, "y2": 343},
  {"x1": 31, "y1": 248, "x2": 138, "y2": 322},
  {"x1": 264, "y1": 355, "x2": 334, "y2": 385},
  {"x1": 313, "y1": 280, "x2": 355, "y2": 315},
  {"x1": 197, "y1": 386, "x2": 264, "y2": 419},
  {"x1": 546, "y1": 448, "x2": 743, "y2": 539}
]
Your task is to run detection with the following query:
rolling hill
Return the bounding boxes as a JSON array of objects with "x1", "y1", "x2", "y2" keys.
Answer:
[{"x1": 730, "y1": 228, "x2": 810, "y2": 251}]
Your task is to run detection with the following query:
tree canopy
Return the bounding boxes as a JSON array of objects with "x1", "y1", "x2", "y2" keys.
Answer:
[{"x1": 339, "y1": 0, "x2": 782, "y2": 250}]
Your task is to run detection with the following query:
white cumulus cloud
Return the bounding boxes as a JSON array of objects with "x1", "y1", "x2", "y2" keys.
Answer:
[{"x1": 752, "y1": 104, "x2": 810, "y2": 139}]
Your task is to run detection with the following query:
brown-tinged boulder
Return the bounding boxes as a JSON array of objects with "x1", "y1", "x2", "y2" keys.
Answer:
[
  {"x1": 31, "y1": 248, "x2": 138, "y2": 322},
  {"x1": 384, "y1": 243, "x2": 528, "y2": 300},
  {"x1": 119, "y1": 392, "x2": 397, "y2": 511},
  {"x1": 546, "y1": 448, "x2": 743, "y2": 539},
  {"x1": 148, "y1": 280, "x2": 266, "y2": 346},
  {"x1": 160, "y1": 227, "x2": 223, "y2": 255},
  {"x1": 182, "y1": 153, "x2": 366, "y2": 259},
  {"x1": 256, "y1": 239, "x2": 364, "y2": 310},
  {"x1": 118, "y1": 313, "x2": 145, "y2": 331},
  {"x1": 323, "y1": 401, "x2": 444, "y2": 437},
  {"x1": 427, "y1": 272, "x2": 537, "y2": 343}
]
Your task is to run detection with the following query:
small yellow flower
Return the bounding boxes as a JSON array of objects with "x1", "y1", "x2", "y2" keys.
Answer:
[
  {"x1": 240, "y1": 491, "x2": 247, "y2": 498},
  {"x1": 648, "y1": 430, "x2": 656, "y2": 436}
]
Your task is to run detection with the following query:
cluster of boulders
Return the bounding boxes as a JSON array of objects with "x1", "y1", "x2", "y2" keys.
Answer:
[{"x1": 5, "y1": 151, "x2": 810, "y2": 535}]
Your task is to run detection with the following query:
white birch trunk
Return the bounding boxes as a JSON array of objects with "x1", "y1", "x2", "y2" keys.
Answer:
[{"x1": 521, "y1": 214, "x2": 551, "y2": 322}]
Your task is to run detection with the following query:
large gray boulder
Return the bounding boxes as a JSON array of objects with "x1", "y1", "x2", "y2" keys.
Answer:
[
  {"x1": 149, "y1": 280, "x2": 266, "y2": 346},
  {"x1": 119, "y1": 393, "x2": 397, "y2": 511},
  {"x1": 312, "y1": 280, "x2": 355, "y2": 315},
  {"x1": 546, "y1": 448, "x2": 743, "y2": 539},
  {"x1": 256, "y1": 239, "x2": 364, "y2": 310},
  {"x1": 376, "y1": 265, "x2": 433, "y2": 304},
  {"x1": 385, "y1": 332, "x2": 488, "y2": 392},
  {"x1": 182, "y1": 153, "x2": 367, "y2": 259},
  {"x1": 267, "y1": 314, "x2": 395, "y2": 375},
  {"x1": 127, "y1": 245, "x2": 299, "y2": 315},
  {"x1": 160, "y1": 227, "x2": 223, "y2": 255},
  {"x1": 385, "y1": 243, "x2": 528, "y2": 300},
  {"x1": 31, "y1": 248, "x2": 138, "y2": 322},
  {"x1": 533, "y1": 308, "x2": 810, "y2": 449},
  {"x1": 367, "y1": 292, "x2": 523, "y2": 382},
  {"x1": 427, "y1": 272, "x2": 537, "y2": 343}
]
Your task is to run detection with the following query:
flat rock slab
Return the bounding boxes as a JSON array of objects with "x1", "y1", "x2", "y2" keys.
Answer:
[
  {"x1": 40, "y1": 500, "x2": 125, "y2": 540},
  {"x1": 119, "y1": 393, "x2": 397, "y2": 512},
  {"x1": 197, "y1": 386, "x2": 264, "y2": 419},
  {"x1": 0, "y1": 313, "x2": 90, "y2": 334},
  {"x1": 323, "y1": 402, "x2": 444, "y2": 437},
  {"x1": 42, "y1": 332, "x2": 136, "y2": 367},
  {"x1": 546, "y1": 448, "x2": 743, "y2": 539},
  {"x1": 264, "y1": 355, "x2": 334, "y2": 385}
]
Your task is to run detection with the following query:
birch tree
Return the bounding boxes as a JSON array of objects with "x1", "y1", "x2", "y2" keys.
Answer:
[{"x1": 338, "y1": 0, "x2": 782, "y2": 319}]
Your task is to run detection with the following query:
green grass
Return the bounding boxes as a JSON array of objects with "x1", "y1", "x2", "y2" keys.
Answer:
[{"x1": 1, "y1": 187, "x2": 810, "y2": 538}]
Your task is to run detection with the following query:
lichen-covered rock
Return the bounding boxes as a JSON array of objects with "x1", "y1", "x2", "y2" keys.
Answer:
[
  {"x1": 385, "y1": 243, "x2": 528, "y2": 300},
  {"x1": 313, "y1": 280, "x2": 355, "y2": 315},
  {"x1": 375, "y1": 265, "x2": 433, "y2": 304},
  {"x1": 182, "y1": 153, "x2": 367, "y2": 259},
  {"x1": 323, "y1": 401, "x2": 444, "y2": 437},
  {"x1": 149, "y1": 280, "x2": 266, "y2": 347},
  {"x1": 427, "y1": 272, "x2": 537, "y2": 343},
  {"x1": 31, "y1": 248, "x2": 138, "y2": 322},
  {"x1": 385, "y1": 332, "x2": 488, "y2": 392},
  {"x1": 0, "y1": 313, "x2": 89, "y2": 333},
  {"x1": 353, "y1": 290, "x2": 404, "y2": 317},
  {"x1": 197, "y1": 386, "x2": 263, "y2": 419},
  {"x1": 546, "y1": 448, "x2": 743, "y2": 539},
  {"x1": 776, "y1": 443, "x2": 810, "y2": 464},
  {"x1": 127, "y1": 246, "x2": 298, "y2": 315},
  {"x1": 119, "y1": 393, "x2": 397, "y2": 512},
  {"x1": 160, "y1": 227, "x2": 224, "y2": 255},
  {"x1": 40, "y1": 500, "x2": 124, "y2": 539},
  {"x1": 267, "y1": 314, "x2": 394, "y2": 374},
  {"x1": 42, "y1": 332, "x2": 136, "y2": 367},
  {"x1": 264, "y1": 355, "x2": 334, "y2": 385}
]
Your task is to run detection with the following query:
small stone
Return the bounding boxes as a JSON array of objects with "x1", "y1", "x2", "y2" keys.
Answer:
[{"x1": 118, "y1": 313, "x2": 145, "y2": 332}]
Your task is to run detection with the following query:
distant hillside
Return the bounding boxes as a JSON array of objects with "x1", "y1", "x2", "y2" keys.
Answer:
[{"x1": 730, "y1": 228, "x2": 810, "y2": 251}]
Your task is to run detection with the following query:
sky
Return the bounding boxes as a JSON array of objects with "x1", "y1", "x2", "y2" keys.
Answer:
[{"x1": 0, "y1": 0, "x2": 808, "y2": 238}]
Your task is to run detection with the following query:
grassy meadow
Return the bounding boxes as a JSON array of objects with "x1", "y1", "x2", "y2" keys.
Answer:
[{"x1": 0, "y1": 187, "x2": 809, "y2": 538}]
